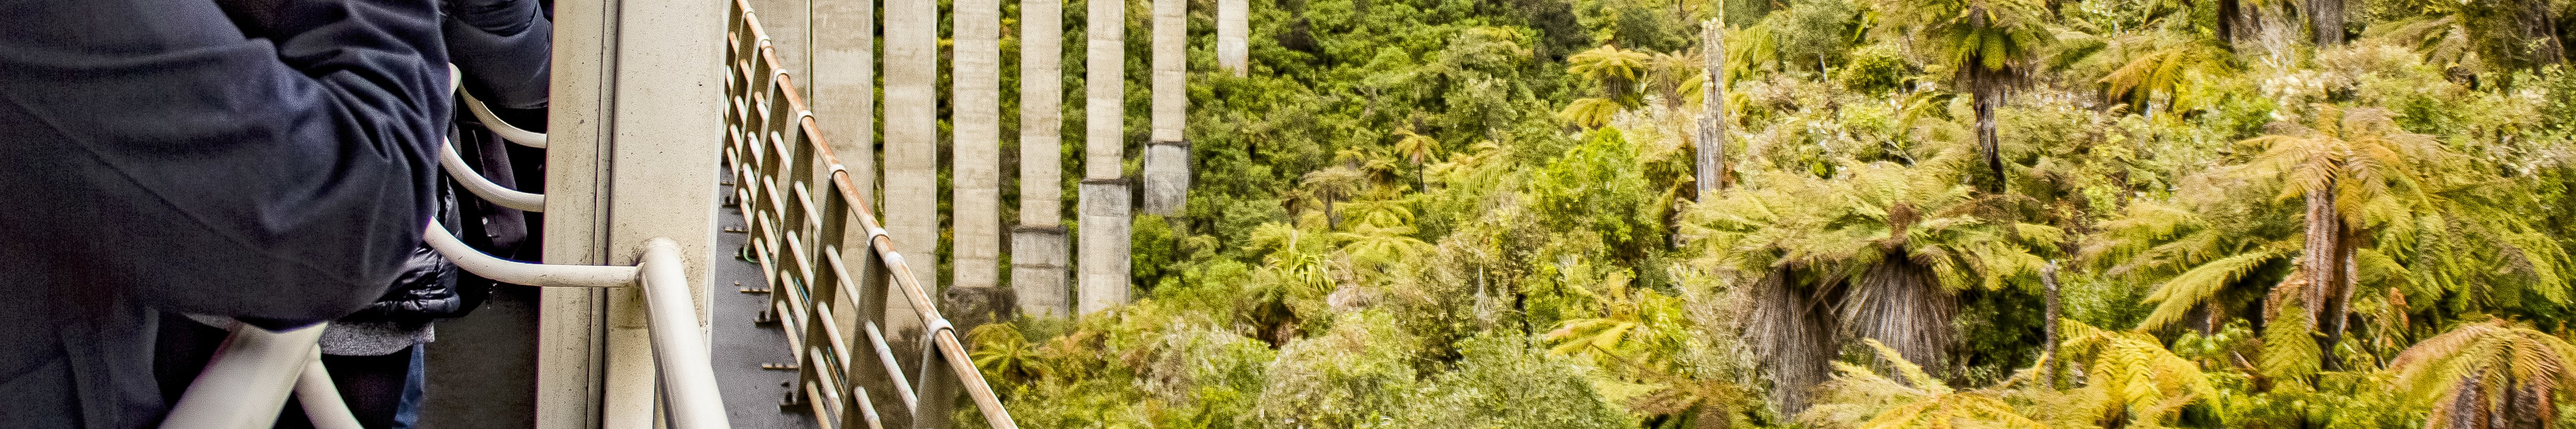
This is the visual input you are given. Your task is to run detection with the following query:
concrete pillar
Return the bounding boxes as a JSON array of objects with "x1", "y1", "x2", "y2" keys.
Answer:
[
  {"x1": 1014, "y1": 0, "x2": 1070, "y2": 318},
  {"x1": 1077, "y1": 0, "x2": 1130, "y2": 314},
  {"x1": 885, "y1": 0, "x2": 940, "y2": 334},
  {"x1": 749, "y1": 0, "x2": 810, "y2": 93},
  {"x1": 1141, "y1": 141, "x2": 1188, "y2": 215},
  {"x1": 544, "y1": 0, "x2": 728, "y2": 427},
  {"x1": 1077, "y1": 179, "x2": 1131, "y2": 313},
  {"x1": 954, "y1": 0, "x2": 1002, "y2": 290},
  {"x1": 1010, "y1": 227, "x2": 1068, "y2": 317},
  {"x1": 815, "y1": 0, "x2": 874, "y2": 204},
  {"x1": 1140, "y1": 0, "x2": 1187, "y2": 216},
  {"x1": 537, "y1": 1, "x2": 610, "y2": 425},
  {"x1": 1083, "y1": 0, "x2": 1125, "y2": 183},
  {"x1": 1217, "y1": 0, "x2": 1246, "y2": 76}
]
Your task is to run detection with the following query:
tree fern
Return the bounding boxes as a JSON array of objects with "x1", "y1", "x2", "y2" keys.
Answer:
[
  {"x1": 2059, "y1": 320, "x2": 2217, "y2": 427},
  {"x1": 2136, "y1": 247, "x2": 2292, "y2": 330},
  {"x1": 2390, "y1": 318, "x2": 2576, "y2": 429}
]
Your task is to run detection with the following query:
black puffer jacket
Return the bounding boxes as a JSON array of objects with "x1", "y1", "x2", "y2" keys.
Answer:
[
  {"x1": 343, "y1": 242, "x2": 461, "y2": 324},
  {"x1": 345, "y1": 179, "x2": 467, "y2": 325}
]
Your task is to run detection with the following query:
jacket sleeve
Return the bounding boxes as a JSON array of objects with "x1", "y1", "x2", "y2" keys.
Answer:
[
  {"x1": 0, "y1": 0, "x2": 451, "y2": 329},
  {"x1": 445, "y1": 0, "x2": 554, "y2": 110}
]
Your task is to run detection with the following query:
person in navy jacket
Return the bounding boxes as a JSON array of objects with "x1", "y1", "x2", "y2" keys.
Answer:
[{"x1": 0, "y1": 0, "x2": 451, "y2": 426}]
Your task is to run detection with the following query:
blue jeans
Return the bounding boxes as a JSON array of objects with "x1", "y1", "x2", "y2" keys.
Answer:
[{"x1": 392, "y1": 343, "x2": 426, "y2": 429}]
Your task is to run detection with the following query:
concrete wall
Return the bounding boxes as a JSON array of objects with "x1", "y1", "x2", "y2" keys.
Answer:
[{"x1": 749, "y1": 0, "x2": 808, "y2": 93}]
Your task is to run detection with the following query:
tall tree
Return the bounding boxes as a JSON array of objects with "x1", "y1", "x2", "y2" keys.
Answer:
[
  {"x1": 2456, "y1": 0, "x2": 2570, "y2": 70},
  {"x1": 1693, "y1": 157, "x2": 2057, "y2": 415},
  {"x1": 1875, "y1": 0, "x2": 2052, "y2": 192},
  {"x1": 2216, "y1": 0, "x2": 2240, "y2": 46},
  {"x1": 1695, "y1": 20, "x2": 1727, "y2": 198},
  {"x1": 1560, "y1": 44, "x2": 1648, "y2": 129},
  {"x1": 2310, "y1": 0, "x2": 2343, "y2": 47},
  {"x1": 2392, "y1": 319, "x2": 2576, "y2": 429},
  {"x1": 2238, "y1": 105, "x2": 2441, "y2": 364}
]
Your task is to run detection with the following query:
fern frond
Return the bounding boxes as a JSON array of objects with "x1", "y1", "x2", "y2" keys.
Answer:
[
  {"x1": 2137, "y1": 249, "x2": 2288, "y2": 330},
  {"x1": 1864, "y1": 338, "x2": 1951, "y2": 394}
]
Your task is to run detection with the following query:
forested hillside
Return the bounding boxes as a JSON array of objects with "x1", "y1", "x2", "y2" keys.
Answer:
[{"x1": 965, "y1": 0, "x2": 2576, "y2": 426}]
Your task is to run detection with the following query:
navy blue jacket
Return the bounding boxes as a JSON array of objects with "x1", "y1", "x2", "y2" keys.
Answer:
[{"x1": 0, "y1": 0, "x2": 450, "y2": 426}]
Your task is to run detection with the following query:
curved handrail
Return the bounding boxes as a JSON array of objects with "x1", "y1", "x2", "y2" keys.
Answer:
[
  {"x1": 459, "y1": 87, "x2": 549, "y2": 148},
  {"x1": 294, "y1": 349, "x2": 368, "y2": 429},
  {"x1": 156, "y1": 322, "x2": 364, "y2": 429},
  {"x1": 440, "y1": 141, "x2": 546, "y2": 212},
  {"x1": 638, "y1": 238, "x2": 731, "y2": 428},
  {"x1": 159, "y1": 322, "x2": 329, "y2": 428},
  {"x1": 423, "y1": 223, "x2": 632, "y2": 288}
]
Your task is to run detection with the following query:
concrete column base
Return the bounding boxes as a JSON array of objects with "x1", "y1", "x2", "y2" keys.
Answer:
[
  {"x1": 1009, "y1": 225, "x2": 1070, "y2": 318},
  {"x1": 1140, "y1": 140, "x2": 1190, "y2": 216},
  {"x1": 1076, "y1": 178, "x2": 1132, "y2": 315}
]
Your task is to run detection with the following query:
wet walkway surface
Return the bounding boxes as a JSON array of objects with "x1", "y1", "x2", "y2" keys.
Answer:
[
  {"x1": 416, "y1": 174, "x2": 812, "y2": 428},
  {"x1": 709, "y1": 176, "x2": 817, "y2": 428}
]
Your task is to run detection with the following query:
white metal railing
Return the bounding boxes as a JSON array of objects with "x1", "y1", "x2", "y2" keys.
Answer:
[
  {"x1": 725, "y1": 1, "x2": 1018, "y2": 427},
  {"x1": 458, "y1": 86, "x2": 549, "y2": 148},
  {"x1": 160, "y1": 83, "x2": 728, "y2": 428},
  {"x1": 160, "y1": 321, "x2": 364, "y2": 429},
  {"x1": 439, "y1": 139, "x2": 546, "y2": 212}
]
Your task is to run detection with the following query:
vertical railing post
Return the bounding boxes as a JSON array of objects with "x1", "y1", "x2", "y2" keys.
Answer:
[
  {"x1": 911, "y1": 343, "x2": 961, "y2": 429},
  {"x1": 807, "y1": 165, "x2": 856, "y2": 427},
  {"x1": 854, "y1": 229, "x2": 914, "y2": 427}
]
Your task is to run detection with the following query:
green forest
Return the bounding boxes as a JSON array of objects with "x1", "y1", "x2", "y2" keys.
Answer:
[{"x1": 957, "y1": 0, "x2": 2576, "y2": 426}]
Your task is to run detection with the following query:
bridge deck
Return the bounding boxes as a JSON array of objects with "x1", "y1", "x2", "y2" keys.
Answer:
[{"x1": 412, "y1": 175, "x2": 809, "y2": 428}]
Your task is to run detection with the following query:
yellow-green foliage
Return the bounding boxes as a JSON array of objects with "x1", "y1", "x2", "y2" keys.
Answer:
[
  {"x1": 2391, "y1": 319, "x2": 2576, "y2": 428},
  {"x1": 1397, "y1": 334, "x2": 1637, "y2": 428},
  {"x1": 2058, "y1": 320, "x2": 2215, "y2": 427},
  {"x1": 987, "y1": 0, "x2": 2576, "y2": 426},
  {"x1": 1251, "y1": 312, "x2": 1419, "y2": 428},
  {"x1": 1802, "y1": 340, "x2": 2050, "y2": 428}
]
